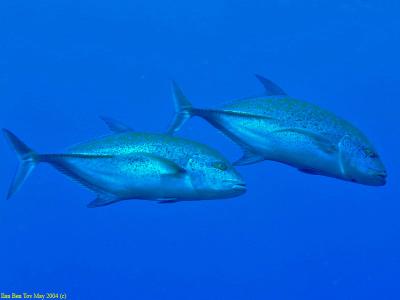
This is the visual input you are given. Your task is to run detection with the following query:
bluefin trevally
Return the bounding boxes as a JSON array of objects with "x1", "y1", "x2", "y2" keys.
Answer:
[
  {"x1": 168, "y1": 75, "x2": 387, "y2": 186},
  {"x1": 3, "y1": 118, "x2": 246, "y2": 207}
]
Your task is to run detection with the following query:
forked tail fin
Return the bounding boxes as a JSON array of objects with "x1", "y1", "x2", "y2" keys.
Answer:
[
  {"x1": 2, "y1": 129, "x2": 38, "y2": 199},
  {"x1": 167, "y1": 81, "x2": 194, "y2": 134}
]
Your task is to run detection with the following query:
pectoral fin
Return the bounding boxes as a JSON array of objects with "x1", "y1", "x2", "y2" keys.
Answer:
[
  {"x1": 272, "y1": 128, "x2": 337, "y2": 154},
  {"x1": 142, "y1": 154, "x2": 186, "y2": 177},
  {"x1": 234, "y1": 150, "x2": 265, "y2": 166}
]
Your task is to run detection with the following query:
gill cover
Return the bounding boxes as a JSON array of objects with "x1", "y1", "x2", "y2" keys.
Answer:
[
  {"x1": 338, "y1": 135, "x2": 353, "y2": 178},
  {"x1": 185, "y1": 157, "x2": 203, "y2": 191}
]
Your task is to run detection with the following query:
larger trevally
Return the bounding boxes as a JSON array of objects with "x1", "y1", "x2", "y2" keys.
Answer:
[
  {"x1": 3, "y1": 118, "x2": 246, "y2": 207},
  {"x1": 168, "y1": 75, "x2": 387, "y2": 186}
]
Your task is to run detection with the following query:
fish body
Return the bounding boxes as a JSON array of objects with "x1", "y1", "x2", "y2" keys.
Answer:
[
  {"x1": 169, "y1": 76, "x2": 387, "y2": 186},
  {"x1": 3, "y1": 123, "x2": 246, "y2": 207},
  {"x1": 41, "y1": 152, "x2": 189, "y2": 202},
  {"x1": 68, "y1": 132, "x2": 246, "y2": 200}
]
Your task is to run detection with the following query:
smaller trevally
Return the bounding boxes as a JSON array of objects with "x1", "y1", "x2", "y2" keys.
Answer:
[
  {"x1": 3, "y1": 118, "x2": 246, "y2": 207},
  {"x1": 168, "y1": 75, "x2": 387, "y2": 186}
]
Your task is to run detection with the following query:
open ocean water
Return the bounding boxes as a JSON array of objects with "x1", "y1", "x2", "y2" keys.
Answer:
[{"x1": 0, "y1": 0, "x2": 399, "y2": 299}]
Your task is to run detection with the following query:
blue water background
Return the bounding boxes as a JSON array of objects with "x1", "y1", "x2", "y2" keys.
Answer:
[{"x1": 0, "y1": 0, "x2": 399, "y2": 299}]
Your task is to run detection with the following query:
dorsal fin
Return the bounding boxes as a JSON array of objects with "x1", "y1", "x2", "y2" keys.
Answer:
[
  {"x1": 254, "y1": 74, "x2": 287, "y2": 96},
  {"x1": 99, "y1": 116, "x2": 133, "y2": 133}
]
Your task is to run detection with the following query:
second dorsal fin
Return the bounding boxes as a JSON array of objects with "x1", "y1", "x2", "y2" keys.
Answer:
[
  {"x1": 99, "y1": 116, "x2": 134, "y2": 133},
  {"x1": 254, "y1": 74, "x2": 287, "y2": 96}
]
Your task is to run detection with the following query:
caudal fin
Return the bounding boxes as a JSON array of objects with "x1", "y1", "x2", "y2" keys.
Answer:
[
  {"x1": 167, "y1": 81, "x2": 194, "y2": 135},
  {"x1": 2, "y1": 129, "x2": 38, "y2": 199}
]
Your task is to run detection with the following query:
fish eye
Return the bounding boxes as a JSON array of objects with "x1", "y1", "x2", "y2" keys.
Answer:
[
  {"x1": 370, "y1": 152, "x2": 379, "y2": 158},
  {"x1": 212, "y1": 162, "x2": 228, "y2": 171},
  {"x1": 363, "y1": 148, "x2": 379, "y2": 158}
]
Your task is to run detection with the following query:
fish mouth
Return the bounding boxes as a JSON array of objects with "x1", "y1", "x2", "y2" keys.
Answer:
[
  {"x1": 224, "y1": 180, "x2": 247, "y2": 192},
  {"x1": 375, "y1": 171, "x2": 387, "y2": 185},
  {"x1": 376, "y1": 172, "x2": 387, "y2": 178},
  {"x1": 371, "y1": 168, "x2": 387, "y2": 177},
  {"x1": 231, "y1": 183, "x2": 247, "y2": 192},
  {"x1": 366, "y1": 169, "x2": 387, "y2": 186},
  {"x1": 223, "y1": 179, "x2": 247, "y2": 192},
  {"x1": 232, "y1": 183, "x2": 247, "y2": 190}
]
